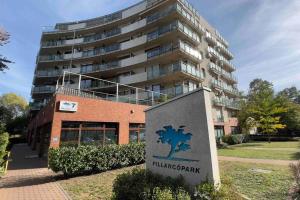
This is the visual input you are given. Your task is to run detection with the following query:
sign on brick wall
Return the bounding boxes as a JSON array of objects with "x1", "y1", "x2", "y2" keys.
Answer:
[{"x1": 59, "y1": 101, "x2": 78, "y2": 112}]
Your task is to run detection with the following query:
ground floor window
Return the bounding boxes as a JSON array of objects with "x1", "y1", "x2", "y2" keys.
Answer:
[
  {"x1": 129, "y1": 123, "x2": 145, "y2": 143},
  {"x1": 231, "y1": 126, "x2": 240, "y2": 135},
  {"x1": 214, "y1": 126, "x2": 224, "y2": 139},
  {"x1": 60, "y1": 121, "x2": 118, "y2": 146}
]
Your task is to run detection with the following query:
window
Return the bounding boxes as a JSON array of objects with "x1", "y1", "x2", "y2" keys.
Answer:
[
  {"x1": 214, "y1": 126, "x2": 224, "y2": 139},
  {"x1": 60, "y1": 121, "x2": 118, "y2": 146},
  {"x1": 129, "y1": 123, "x2": 145, "y2": 143},
  {"x1": 81, "y1": 64, "x2": 93, "y2": 73},
  {"x1": 231, "y1": 126, "x2": 239, "y2": 135},
  {"x1": 201, "y1": 68, "x2": 206, "y2": 78}
]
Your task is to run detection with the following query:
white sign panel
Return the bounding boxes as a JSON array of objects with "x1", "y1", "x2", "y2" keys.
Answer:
[
  {"x1": 145, "y1": 88, "x2": 220, "y2": 186},
  {"x1": 59, "y1": 101, "x2": 78, "y2": 112}
]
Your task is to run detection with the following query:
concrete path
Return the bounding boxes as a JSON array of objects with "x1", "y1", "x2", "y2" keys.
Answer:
[
  {"x1": 0, "y1": 144, "x2": 70, "y2": 200},
  {"x1": 218, "y1": 156, "x2": 298, "y2": 166}
]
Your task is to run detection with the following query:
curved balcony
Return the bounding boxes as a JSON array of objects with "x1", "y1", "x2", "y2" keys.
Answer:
[
  {"x1": 42, "y1": 1, "x2": 149, "y2": 34},
  {"x1": 39, "y1": 20, "x2": 201, "y2": 64}
]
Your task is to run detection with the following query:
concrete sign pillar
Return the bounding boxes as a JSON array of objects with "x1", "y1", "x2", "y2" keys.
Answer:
[{"x1": 145, "y1": 87, "x2": 220, "y2": 186}]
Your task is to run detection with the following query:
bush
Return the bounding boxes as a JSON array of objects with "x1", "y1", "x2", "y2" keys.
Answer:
[
  {"x1": 222, "y1": 134, "x2": 249, "y2": 145},
  {"x1": 112, "y1": 168, "x2": 242, "y2": 200},
  {"x1": 48, "y1": 143, "x2": 145, "y2": 176},
  {"x1": 0, "y1": 132, "x2": 9, "y2": 173}
]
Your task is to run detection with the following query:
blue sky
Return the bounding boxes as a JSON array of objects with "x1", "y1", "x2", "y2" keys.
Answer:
[{"x1": 1, "y1": 0, "x2": 300, "y2": 101}]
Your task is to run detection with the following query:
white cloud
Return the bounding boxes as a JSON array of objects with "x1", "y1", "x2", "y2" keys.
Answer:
[{"x1": 226, "y1": 0, "x2": 300, "y2": 91}]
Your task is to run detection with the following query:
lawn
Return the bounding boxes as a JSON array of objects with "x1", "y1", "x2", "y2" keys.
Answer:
[
  {"x1": 233, "y1": 141, "x2": 300, "y2": 149},
  {"x1": 58, "y1": 161, "x2": 293, "y2": 200},
  {"x1": 218, "y1": 141, "x2": 300, "y2": 160},
  {"x1": 220, "y1": 161, "x2": 293, "y2": 200}
]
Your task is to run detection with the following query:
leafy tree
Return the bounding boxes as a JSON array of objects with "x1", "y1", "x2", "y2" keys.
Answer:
[
  {"x1": 238, "y1": 79, "x2": 287, "y2": 141},
  {"x1": 0, "y1": 27, "x2": 12, "y2": 72},
  {"x1": 0, "y1": 93, "x2": 28, "y2": 132},
  {"x1": 276, "y1": 92, "x2": 300, "y2": 133},
  {"x1": 278, "y1": 87, "x2": 300, "y2": 104}
]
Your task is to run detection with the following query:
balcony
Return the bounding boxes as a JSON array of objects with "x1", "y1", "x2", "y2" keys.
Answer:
[
  {"x1": 207, "y1": 47, "x2": 236, "y2": 72},
  {"x1": 209, "y1": 62, "x2": 222, "y2": 75},
  {"x1": 223, "y1": 87, "x2": 239, "y2": 96},
  {"x1": 215, "y1": 116, "x2": 224, "y2": 123},
  {"x1": 119, "y1": 72, "x2": 147, "y2": 85},
  {"x1": 225, "y1": 100, "x2": 240, "y2": 110},
  {"x1": 32, "y1": 86, "x2": 56, "y2": 94},
  {"x1": 29, "y1": 102, "x2": 47, "y2": 111},
  {"x1": 221, "y1": 71, "x2": 238, "y2": 83},
  {"x1": 211, "y1": 80, "x2": 239, "y2": 97},
  {"x1": 219, "y1": 56, "x2": 236, "y2": 71},
  {"x1": 148, "y1": 61, "x2": 204, "y2": 81},
  {"x1": 35, "y1": 70, "x2": 61, "y2": 77},
  {"x1": 216, "y1": 41, "x2": 234, "y2": 59},
  {"x1": 205, "y1": 32, "x2": 218, "y2": 46},
  {"x1": 212, "y1": 97, "x2": 240, "y2": 110},
  {"x1": 213, "y1": 98, "x2": 225, "y2": 107}
]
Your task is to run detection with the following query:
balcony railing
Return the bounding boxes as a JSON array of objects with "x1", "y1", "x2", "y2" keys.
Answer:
[
  {"x1": 209, "y1": 62, "x2": 237, "y2": 83},
  {"x1": 42, "y1": 28, "x2": 121, "y2": 48},
  {"x1": 211, "y1": 80, "x2": 239, "y2": 96},
  {"x1": 32, "y1": 86, "x2": 56, "y2": 94},
  {"x1": 35, "y1": 70, "x2": 62, "y2": 77},
  {"x1": 147, "y1": 61, "x2": 204, "y2": 81},
  {"x1": 213, "y1": 97, "x2": 240, "y2": 110},
  {"x1": 55, "y1": 71, "x2": 168, "y2": 106},
  {"x1": 207, "y1": 47, "x2": 236, "y2": 71}
]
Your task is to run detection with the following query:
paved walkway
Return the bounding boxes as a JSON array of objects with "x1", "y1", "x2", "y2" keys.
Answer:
[
  {"x1": 0, "y1": 144, "x2": 70, "y2": 200},
  {"x1": 218, "y1": 156, "x2": 298, "y2": 166}
]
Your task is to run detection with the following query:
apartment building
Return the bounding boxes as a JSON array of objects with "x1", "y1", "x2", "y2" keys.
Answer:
[{"x1": 30, "y1": 0, "x2": 239, "y2": 148}]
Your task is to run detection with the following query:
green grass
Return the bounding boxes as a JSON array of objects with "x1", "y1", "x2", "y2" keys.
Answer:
[
  {"x1": 218, "y1": 141, "x2": 300, "y2": 160},
  {"x1": 220, "y1": 161, "x2": 293, "y2": 200},
  {"x1": 233, "y1": 141, "x2": 300, "y2": 149},
  {"x1": 58, "y1": 161, "x2": 293, "y2": 200},
  {"x1": 58, "y1": 165, "x2": 143, "y2": 200}
]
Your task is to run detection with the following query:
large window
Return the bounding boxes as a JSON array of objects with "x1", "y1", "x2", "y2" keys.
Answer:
[
  {"x1": 60, "y1": 121, "x2": 118, "y2": 146},
  {"x1": 129, "y1": 123, "x2": 145, "y2": 143}
]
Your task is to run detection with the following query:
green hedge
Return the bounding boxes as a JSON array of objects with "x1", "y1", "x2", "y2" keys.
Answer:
[
  {"x1": 48, "y1": 143, "x2": 145, "y2": 176},
  {"x1": 0, "y1": 132, "x2": 9, "y2": 174},
  {"x1": 112, "y1": 168, "x2": 243, "y2": 200},
  {"x1": 222, "y1": 134, "x2": 249, "y2": 145}
]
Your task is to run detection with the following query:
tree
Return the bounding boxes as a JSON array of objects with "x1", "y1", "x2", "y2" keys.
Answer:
[
  {"x1": 0, "y1": 93, "x2": 28, "y2": 127},
  {"x1": 0, "y1": 27, "x2": 12, "y2": 72},
  {"x1": 276, "y1": 91, "x2": 300, "y2": 133},
  {"x1": 278, "y1": 87, "x2": 300, "y2": 104},
  {"x1": 238, "y1": 79, "x2": 287, "y2": 141}
]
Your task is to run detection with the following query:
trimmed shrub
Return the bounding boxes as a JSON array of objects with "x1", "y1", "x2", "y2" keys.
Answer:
[
  {"x1": 112, "y1": 168, "x2": 242, "y2": 200},
  {"x1": 222, "y1": 134, "x2": 249, "y2": 145},
  {"x1": 48, "y1": 143, "x2": 145, "y2": 176}
]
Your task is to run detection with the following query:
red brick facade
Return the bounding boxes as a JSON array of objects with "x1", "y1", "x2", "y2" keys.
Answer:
[{"x1": 27, "y1": 94, "x2": 148, "y2": 155}]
